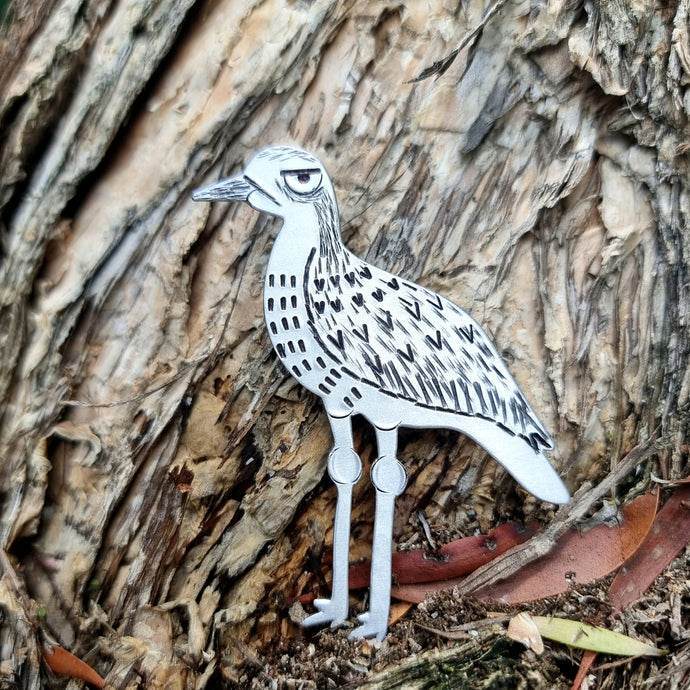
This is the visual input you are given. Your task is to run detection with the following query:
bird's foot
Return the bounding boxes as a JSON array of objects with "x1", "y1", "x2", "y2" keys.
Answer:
[
  {"x1": 302, "y1": 598, "x2": 348, "y2": 629},
  {"x1": 348, "y1": 610, "x2": 388, "y2": 641}
]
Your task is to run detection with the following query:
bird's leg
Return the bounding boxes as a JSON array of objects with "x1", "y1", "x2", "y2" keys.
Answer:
[
  {"x1": 350, "y1": 426, "x2": 407, "y2": 641},
  {"x1": 302, "y1": 413, "x2": 362, "y2": 630}
]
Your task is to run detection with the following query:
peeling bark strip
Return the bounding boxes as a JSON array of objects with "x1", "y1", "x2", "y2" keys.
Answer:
[{"x1": 1, "y1": 0, "x2": 689, "y2": 687}]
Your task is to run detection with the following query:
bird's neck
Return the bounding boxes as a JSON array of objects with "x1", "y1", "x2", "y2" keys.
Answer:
[
  {"x1": 313, "y1": 191, "x2": 348, "y2": 268},
  {"x1": 267, "y1": 199, "x2": 349, "y2": 278}
]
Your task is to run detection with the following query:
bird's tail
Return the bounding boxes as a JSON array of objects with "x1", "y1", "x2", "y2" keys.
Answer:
[{"x1": 453, "y1": 415, "x2": 570, "y2": 504}]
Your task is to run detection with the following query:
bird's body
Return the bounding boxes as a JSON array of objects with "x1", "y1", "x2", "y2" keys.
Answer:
[
  {"x1": 193, "y1": 145, "x2": 570, "y2": 640},
  {"x1": 268, "y1": 231, "x2": 551, "y2": 441}
]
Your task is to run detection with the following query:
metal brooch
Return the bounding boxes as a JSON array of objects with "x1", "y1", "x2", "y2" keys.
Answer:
[{"x1": 193, "y1": 145, "x2": 570, "y2": 640}]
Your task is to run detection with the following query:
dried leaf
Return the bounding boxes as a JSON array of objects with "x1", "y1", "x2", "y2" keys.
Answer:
[
  {"x1": 43, "y1": 645, "x2": 105, "y2": 688},
  {"x1": 388, "y1": 601, "x2": 413, "y2": 627},
  {"x1": 609, "y1": 484, "x2": 690, "y2": 611},
  {"x1": 507, "y1": 612, "x2": 544, "y2": 654},
  {"x1": 571, "y1": 650, "x2": 598, "y2": 690},
  {"x1": 349, "y1": 521, "x2": 538, "y2": 600},
  {"x1": 531, "y1": 616, "x2": 666, "y2": 657},
  {"x1": 477, "y1": 492, "x2": 658, "y2": 604}
]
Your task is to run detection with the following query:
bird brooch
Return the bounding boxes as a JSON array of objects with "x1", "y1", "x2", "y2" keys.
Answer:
[{"x1": 193, "y1": 145, "x2": 570, "y2": 641}]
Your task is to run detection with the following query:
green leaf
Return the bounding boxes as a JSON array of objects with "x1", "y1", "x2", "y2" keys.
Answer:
[{"x1": 532, "y1": 616, "x2": 667, "y2": 657}]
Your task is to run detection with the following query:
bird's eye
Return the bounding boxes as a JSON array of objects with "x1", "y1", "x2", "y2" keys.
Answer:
[{"x1": 282, "y1": 168, "x2": 323, "y2": 195}]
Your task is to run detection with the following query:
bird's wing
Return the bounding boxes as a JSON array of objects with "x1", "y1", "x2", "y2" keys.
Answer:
[{"x1": 305, "y1": 250, "x2": 553, "y2": 452}]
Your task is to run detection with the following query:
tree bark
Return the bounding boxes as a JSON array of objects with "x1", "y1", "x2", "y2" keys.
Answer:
[{"x1": 1, "y1": 0, "x2": 688, "y2": 687}]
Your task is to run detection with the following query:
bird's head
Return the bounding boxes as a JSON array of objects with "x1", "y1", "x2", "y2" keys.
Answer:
[{"x1": 192, "y1": 145, "x2": 334, "y2": 220}]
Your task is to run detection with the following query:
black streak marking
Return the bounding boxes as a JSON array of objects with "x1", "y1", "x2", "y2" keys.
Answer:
[
  {"x1": 281, "y1": 317, "x2": 289, "y2": 330},
  {"x1": 298, "y1": 339, "x2": 306, "y2": 352},
  {"x1": 302, "y1": 359, "x2": 312, "y2": 371},
  {"x1": 351, "y1": 387, "x2": 362, "y2": 399},
  {"x1": 458, "y1": 378, "x2": 473, "y2": 411},
  {"x1": 293, "y1": 316, "x2": 300, "y2": 328},
  {"x1": 365, "y1": 352, "x2": 384, "y2": 375},
  {"x1": 377, "y1": 311, "x2": 394, "y2": 332},
  {"x1": 269, "y1": 274, "x2": 275, "y2": 287},
  {"x1": 426, "y1": 330, "x2": 443, "y2": 350},
  {"x1": 327, "y1": 330, "x2": 345, "y2": 352},
  {"x1": 290, "y1": 276, "x2": 296, "y2": 288},
  {"x1": 492, "y1": 364, "x2": 507, "y2": 380},
  {"x1": 280, "y1": 275, "x2": 286, "y2": 287},
  {"x1": 477, "y1": 340, "x2": 493, "y2": 357},
  {"x1": 353, "y1": 293, "x2": 364, "y2": 307},
  {"x1": 477, "y1": 353, "x2": 490, "y2": 372},
  {"x1": 430, "y1": 378, "x2": 446, "y2": 406},
  {"x1": 277, "y1": 344, "x2": 286, "y2": 357},
  {"x1": 280, "y1": 297, "x2": 287, "y2": 310},
  {"x1": 292, "y1": 365, "x2": 301, "y2": 377},
  {"x1": 360, "y1": 266, "x2": 372, "y2": 279},
  {"x1": 449, "y1": 380, "x2": 460, "y2": 408},
  {"x1": 288, "y1": 341, "x2": 295, "y2": 353},
  {"x1": 427, "y1": 294, "x2": 444, "y2": 310},
  {"x1": 270, "y1": 322, "x2": 278, "y2": 335},
  {"x1": 487, "y1": 388, "x2": 498, "y2": 415},
  {"x1": 401, "y1": 299, "x2": 421, "y2": 320},
  {"x1": 317, "y1": 357, "x2": 326, "y2": 368},
  {"x1": 329, "y1": 275, "x2": 340, "y2": 287},
  {"x1": 314, "y1": 278, "x2": 325, "y2": 291},
  {"x1": 353, "y1": 324, "x2": 369, "y2": 343},
  {"x1": 473, "y1": 382, "x2": 488, "y2": 413},
  {"x1": 457, "y1": 324, "x2": 474, "y2": 343},
  {"x1": 372, "y1": 288, "x2": 384, "y2": 302},
  {"x1": 387, "y1": 277, "x2": 400, "y2": 290},
  {"x1": 330, "y1": 368, "x2": 342, "y2": 379},
  {"x1": 267, "y1": 298, "x2": 274, "y2": 311},
  {"x1": 291, "y1": 295, "x2": 297, "y2": 308},
  {"x1": 330, "y1": 298, "x2": 343, "y2": 312},
  {"x1": 344, "y1": 396, "x2": 354, "y2": 407},
  {"x1": 415, "y1": 373, "x2": 432, "y2": 404},
  {"x1": 397, "y1": 343, "x2": 414, "y2": 362},
  {"x1": 315, "y1": 301, "x2": 325, "y2": 315},
  {"x1": 344, "y1": 272, "x2": 356, "y2": 286},
  {"x1": 510, "y1": 398, "x2": 519, "y2": 425},
  {"x1": 388, "y1": 362, "x2": 406, "y2": 391},
  {"x1": 319, "y1": 383, "x2": 331, "y2": 394}
]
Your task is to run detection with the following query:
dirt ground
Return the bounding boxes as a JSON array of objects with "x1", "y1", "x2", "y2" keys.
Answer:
[{"x1": 220, "y1": 535, "x2": 689, "y2": 689}]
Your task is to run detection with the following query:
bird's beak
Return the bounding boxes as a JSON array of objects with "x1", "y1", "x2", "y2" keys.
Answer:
[{"x1": 192, "y1": 175, "x2": 253, "y2": 202}]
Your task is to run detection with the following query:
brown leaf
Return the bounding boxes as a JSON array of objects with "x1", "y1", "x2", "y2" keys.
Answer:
[
  {"x1": 572, "y1": 650, "x2": 598, "y2": 690},
  {"x1": 609, "y1": 484, "x2": 690, "y2": 612},
  {"x1": 43, "y1": 645, "x2": 105, "y2": 688},
  {"x1": 477, "y1": 492, "x2": 658, "y2": 604},
  {"x1": 349, "y1": 521, "x2": 539, "y2": 595},
  {"x1": 388, "y1": 601, "x2": 414, "y2": 627}
]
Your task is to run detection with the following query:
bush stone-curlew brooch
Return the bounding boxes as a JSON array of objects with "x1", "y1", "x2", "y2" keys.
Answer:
[{"x1": 193, "y1": 145, "x2": 570, "y2": 641}]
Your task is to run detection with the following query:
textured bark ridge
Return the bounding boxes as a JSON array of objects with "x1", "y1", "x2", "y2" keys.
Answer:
[{"x1": 1, "y1": 0, "x2": 688, "y2": 686}]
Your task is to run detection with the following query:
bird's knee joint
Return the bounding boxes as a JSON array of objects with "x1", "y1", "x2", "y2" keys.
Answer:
[
  {"x1": 371, "y1": 456, "x2": 407, "y2": 496},
  {"x1": 328, "y1": 447, "x2": 362, "y2": 485}
]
